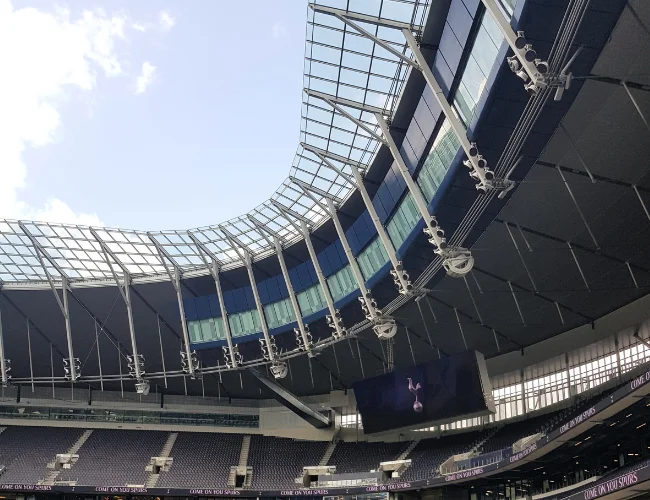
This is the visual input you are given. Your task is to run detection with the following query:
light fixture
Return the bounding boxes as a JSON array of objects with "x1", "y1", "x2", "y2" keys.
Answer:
[
  {"x1": 523, "y1": 44, "x2": 537, "y2": 62},
  {"x1": 514, "y1": 31, "x2": 526, "y2": 49},
  {"x1": 270, "y1": 361, "x2": 288, "y2": 379},
  {"x1": 535, "y1": 59, "x2": 549, "y2": 74},
  {"x1": 525, "y1": 81, "x2": 541, "y2": 97}
]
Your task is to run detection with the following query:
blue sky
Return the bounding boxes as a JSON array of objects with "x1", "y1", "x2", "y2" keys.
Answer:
[{"x1": 1, "y1": 0, "x2": 306, "y2": 230}]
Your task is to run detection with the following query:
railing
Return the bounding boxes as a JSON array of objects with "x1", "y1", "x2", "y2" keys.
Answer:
[{"x1": 0, "y1": 405, "x2": 259, "y2": 428}]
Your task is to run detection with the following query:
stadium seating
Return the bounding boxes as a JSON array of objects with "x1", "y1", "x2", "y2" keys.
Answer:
[
  {"x1": 57, "y1": 429, "x2": 168, "y2": 486},
  {"x1": 0, "y1": 426, "x2": 83, "y2": 483},
  {"x1": 399, "y1": 431, "x2": 484, "y2": 481},
  {"x1": 157, "y1": 432, "x2": 243, "y2": 488},
  {"x1": 0, "y1": 381, "x2": 632, "y2": 489},
  {"x1": 326, "y1": 440, "x2": 411, "y2": 474},
  {"x1": 248, "y1": 435, "x2": 329, "y2": 489}
]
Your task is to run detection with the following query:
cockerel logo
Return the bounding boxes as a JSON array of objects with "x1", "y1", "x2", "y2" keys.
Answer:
[{"x1": 407, "y1": 377, "x2": 423, "y2": 412}]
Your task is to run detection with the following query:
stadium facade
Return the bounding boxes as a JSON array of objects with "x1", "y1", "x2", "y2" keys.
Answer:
[{"x1": 0, "y1": 0, "x2": 650, "y2": 498}]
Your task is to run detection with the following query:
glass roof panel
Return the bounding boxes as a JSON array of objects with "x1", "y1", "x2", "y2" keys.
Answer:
[{"x1": 0, "y1": 0, "x2": 429, "y2": 284}]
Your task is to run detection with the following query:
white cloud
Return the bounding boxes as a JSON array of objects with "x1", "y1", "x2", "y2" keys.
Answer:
[
  {"x1": 159, "y1": 10, "x2": 175, "y2": 31},
  {"x1": 0, "y1": 0, "x2": 165, "y2": 226},
  {"x1": 271, "y1": 22, "x2": 285, "y2": 39},
  {"x1": 132, "y1": 22, "x2": 147, "y2": 32},
  {"x1": 135, "y1": 61, "x2": 156, "y2": 94}
]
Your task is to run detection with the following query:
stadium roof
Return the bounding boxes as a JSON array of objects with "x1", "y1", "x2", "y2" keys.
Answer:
[
  {"x1": 0, "y1": 0, "x2": 648, "y2": 401},
  {"x1": 0, "y1": 0, "x2": 430, "y2": 286}
]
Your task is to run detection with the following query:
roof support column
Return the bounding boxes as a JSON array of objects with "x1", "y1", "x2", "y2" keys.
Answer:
[
  {"x1": 171, "y1": 266, "x2": 197, "y2": 378},
  {"x1": 622, "y1": 81, "x2": 650, "y2": 135},
  {"x1": 187, "y1": 233, "x2": 242, "y2": 369},
  {"x1": 0, "y1": 306, "x2": 8, "y2": 387},
  {"x1": 148, "y1": 235, "x2": 197, "y2": 379},
  {"x1": 303, "y1": 91, "x2": 474, "y2": 277},
  {"x1": 299, "y1": 220, "x2": 346, "y2": 339},
  {"x1": 307, "y1": 5, "x2": 513, "y2": 194},
  {"x1": 273, "y1": 237, "x2": 313, "y2": 356},
  {"x1": 92, "y1": 230, "x2": 146, "y2": 385},
  {"x1": 219, "y1": 228, "x2": 286, "y2": 378},
  {"x1": 212, "y1": 259, "x2": 241, "y2": 369},
  {"x1": 302, "y1": 143, "x2": 414, "y2": 295},
  {"x1": 18, "y1": 223, "x2": 79, "y2": 381},
  {"x1": 267, "y1": 202, "x2": 346, "y2": 340},
  {"x1": 401, "y1": 29, "x2": 510, "y2": 192},
  {"x1": 243, "y1": 251, "x2": 286, "y2": 378},
  {"x1": 293, "y1": 180, "x2": 397, "y2": 340},
  {"x1": 479, "y1": 0, "x2": 547, "y2": 89},
  {"x1": 374, "y1": 113, "x2": 475, "y2": 277}
]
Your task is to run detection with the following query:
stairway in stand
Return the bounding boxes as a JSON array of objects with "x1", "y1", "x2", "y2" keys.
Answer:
[
  {"x1": 319, "y1": 440, "x2": 338, "y2": 466},
  {"x1": 239, "y1": 435, "x2": 251, "y2": 466},
  {"x1": 41, "y1": 429, "x2": 94, "y2": 485},
  {"x1": 145, "y1": 432, "x2": 178, "y2": 488}
]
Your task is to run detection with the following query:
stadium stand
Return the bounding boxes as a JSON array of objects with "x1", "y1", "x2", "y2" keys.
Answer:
[
  {"x1": 326, "y1": 440, "x2": 411, "y2": 474},
  {"x1": 400, "y1": 431, "x2": 485, "y2": 481},
  {"x1": 248, "y1": 435, "x2": 329, "y2": 489},
  {"x1": 0, "y1": 426, "x2": 83, "y2": 484},
  {"x1": 157, "y1": 432, "x2": 243, "y2": 489},
  {"x1": 57, "y1": 429, "x2": 168, "y2": 486}
]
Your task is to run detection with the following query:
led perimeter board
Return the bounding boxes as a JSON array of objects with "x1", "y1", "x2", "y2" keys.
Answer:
[{"x1": 353, "y1": 350, "x2": 495, "y2": 434}]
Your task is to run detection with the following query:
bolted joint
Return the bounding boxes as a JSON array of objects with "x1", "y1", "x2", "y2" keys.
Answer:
[
  {"x1": 294, "y1": 325, "x2": 314, "y2": 354},
  {"x1": 2, "y1": 359, "x2": 11, "y2": 387},
  {"x1": 126, "y1": 354, "x2": 146, "y2": 380},
  {"x1": 508, "y1": 31, "x2": 548, "y2": 90},
  {"x1": 63, "y1": 357, "x2": 81, "y2": 382},
  {"x1": 222, "y1": 345, "x2": 243, "y2": 370},
  {"x1": 372, "y1": 317, "x2": 398, "y2": 340},
  {"x1": 358, "y1": 290, "x2": 381, "y2": 321},
  {"x1": 442, "y1": 248, "x2": 475, "y2": 278},
  {"x1": 464, "y1": 143, "x2": 515, "y2": 194},
  {"x1": 270, "y1": 361, "x2": 288, "y2": 379},
  {"x1": 259, "y1": 336, "x2": 279, "y2": 362},
  {"x1": 180, "y1": 350, "x2": 200, "y2": 377},
  {"x1": 390, "y1": 261, "x2": 416, "y2": 296},
  {"x1": 326, "y1": 310, "x2": 347, "y2": 339}
]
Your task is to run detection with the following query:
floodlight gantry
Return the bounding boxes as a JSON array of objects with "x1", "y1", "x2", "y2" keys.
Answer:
[
  {"x1": 219, "y1": 227, "x2": 287, "y2": 379},
  {"x1": 91, "y1": 228, "x2": 146, "y2": 384},
  {"x1": 270, "y1": 199, "x2": 348, "y2": 340},
  {"x1": 292, "y1": 178, "x2": 397, "y2": 340},
  {"x1": 187, "y1": 232, "x2": 242, "y2": 370}
]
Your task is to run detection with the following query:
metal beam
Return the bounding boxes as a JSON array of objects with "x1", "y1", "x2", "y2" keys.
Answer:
[
  {"x1": 18, "y1": 223, "x2": 78, "y2": 381},
  {"x1": 623, "y1": 81, "x2": 650, "y2": 135},
  {"x1": 304, "y1": 142, "x2": 414, "y2": 295},
  {"x1": 300, "y1": 143, "x2": 366, "y2": 171},
  {"x1": 556, "y1": 167, "x2": 599, "y2": 248},
  {"x1": 242, "y1": 250, "x2": 277, "y2": 363},
  {"x1": 306, "y1": 92, "x2": 385, "y2": 143},
  {"x1": 221, "y1": 225, "x2": 277, "y2": 366},
  {"x1": 249, "y1": 367, "x2": 331, "y2": 428},
  {"x1": 401, "y1": 29, "x2": 503, "y2": 192},
  {"x1": 373, "y1": 113, "x2": 461, "y2": 263},
  {"x1": 186, "y1": 232, "x2": 241, "y2": 369},
  {"x1": 271, "y1": 236, "x2": 313, "y2": 355},
  {"x1": 298, "y1": 220, "x2": 346, "y2": 339},
  {"x1": 147, "y1": 235, "x2": 196, "y2": 378},
  {"x1": 0, "y1": 306, "x2": 7, "y2": 387},
  {"x1": 479, "y1": 0, "x2": 545, "y2": 87},
  {"x1": 304, "y1": 89, "x2": 386, "y2": 115},
  {"x1": 309, "y1": 3, "x2": 420, "y2": 31},
  {"x1": 293, "y1": 179, "x2": 379, "y2": 322},
  {"x1": 91, "y1": 229, "x2": 143, "y2": 381}
]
